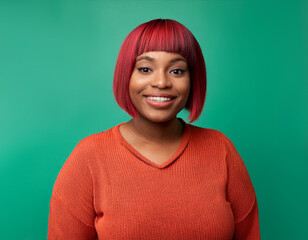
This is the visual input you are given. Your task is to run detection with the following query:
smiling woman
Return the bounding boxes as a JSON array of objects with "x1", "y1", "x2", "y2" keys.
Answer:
[
  {"x1": 48, "y1": 19, "x2": 260, "y2": 239},
  {"x1": 113, "y1": 19, "x2": 206, "y2": 122}
]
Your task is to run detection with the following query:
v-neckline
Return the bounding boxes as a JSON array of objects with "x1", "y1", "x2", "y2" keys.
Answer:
[{"x1": 113, "y1": 120, "x2": 191, "y2": 169}]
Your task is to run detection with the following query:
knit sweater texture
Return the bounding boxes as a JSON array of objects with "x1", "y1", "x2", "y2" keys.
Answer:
[{"x1": 48, "y1": 122, "x2": 260, "y2": 239}]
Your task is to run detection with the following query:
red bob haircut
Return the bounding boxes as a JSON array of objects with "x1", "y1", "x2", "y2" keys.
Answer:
[{"x1": 113, "y1": 19, "x2": 206, "y2": 122}]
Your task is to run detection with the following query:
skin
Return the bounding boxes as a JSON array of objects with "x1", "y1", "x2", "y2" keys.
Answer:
[{"x1": 119, "y1": 51, "x2": 191, "y2": 165}]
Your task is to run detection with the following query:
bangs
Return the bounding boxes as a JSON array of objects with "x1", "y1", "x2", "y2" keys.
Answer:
[{"x1": 136, "y1": 19, "x2": 195, "y2": 62}]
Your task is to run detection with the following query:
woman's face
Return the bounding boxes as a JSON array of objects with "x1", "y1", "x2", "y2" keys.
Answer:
[{"x1": 129, "y1": 51, "x2": 190, "y2": 123}]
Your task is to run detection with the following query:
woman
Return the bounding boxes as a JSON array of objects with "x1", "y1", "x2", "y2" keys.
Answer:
[{"x1": 48, "y1": 19, "x2": 260, "y2": 239}]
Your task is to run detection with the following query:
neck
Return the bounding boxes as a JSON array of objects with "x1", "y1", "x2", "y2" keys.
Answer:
[{"x1": 126, "y1": 117, "x2": 184, "y2": 143}]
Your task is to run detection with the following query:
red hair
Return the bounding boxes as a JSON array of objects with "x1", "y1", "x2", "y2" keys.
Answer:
[{"x1": 113, "y1": 19, "x2": 206, "y2": 122}]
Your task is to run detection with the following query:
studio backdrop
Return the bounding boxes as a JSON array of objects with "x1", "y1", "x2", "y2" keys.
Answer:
[{"x1": 0, "y1": 0, "x2": 307, "y2": 239}]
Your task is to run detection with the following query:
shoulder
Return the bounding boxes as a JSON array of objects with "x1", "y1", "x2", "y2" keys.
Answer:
[
  {"x1": 187, "y1": 124, "x2": 238, "y2": 153},
  {"x1": 188, "y1": 124, "x2": 231, "y2": 143},
  {"x1": 53, "y1": 126, "x2": 118, "y2": 192},
  {"x1": 79, "y1": 127, "x2": 114, "y2": 145},
  {"x1": 73, "y1": 126, "x2": 117, "y2": 153},
  {"x1": 57, "y1": 126, "x2": 118, "y2": 174}
]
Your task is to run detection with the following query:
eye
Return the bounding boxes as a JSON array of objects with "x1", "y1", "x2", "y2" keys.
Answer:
[
  {"x1": 171, "y1": 69, "x2": 185, "y2": 75},
  {"x1": 138, "y1": 67, "x2": 152, "y2": 73}
]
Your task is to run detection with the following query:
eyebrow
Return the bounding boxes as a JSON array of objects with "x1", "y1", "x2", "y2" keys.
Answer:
[
  {"x1": 135, "y1": 56, "x2": 187, "y2": 63},
  {"x1": 170, "y1": 57, "x2": 187, "y2": 63},
  {"x1": 136, "y1": 56, "x2": 155, "y2": 62}
]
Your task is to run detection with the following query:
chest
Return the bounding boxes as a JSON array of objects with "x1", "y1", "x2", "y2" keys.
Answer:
[{"x1": 91, "y1": 151, "x2": 234, "y2": 239}]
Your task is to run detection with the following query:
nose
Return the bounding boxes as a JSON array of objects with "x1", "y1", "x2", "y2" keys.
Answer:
[{"x1": 151, "y1": 71, "x2": 172, "y2": 89}]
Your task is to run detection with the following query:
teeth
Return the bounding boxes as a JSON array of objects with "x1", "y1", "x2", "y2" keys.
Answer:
[{"x1": 147, "y1": 96, "x2": 172, "y2": 102}]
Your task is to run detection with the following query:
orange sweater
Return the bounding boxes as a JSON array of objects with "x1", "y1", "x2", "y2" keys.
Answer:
[{"x1": 48, "y1": 122, "x2": 260, "y2": 239}]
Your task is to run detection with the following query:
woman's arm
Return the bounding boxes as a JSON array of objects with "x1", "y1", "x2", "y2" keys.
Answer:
[
  {"x1": 233, "y1": 198, "x2": 260, "y2": 239},
  {"x1": 48, "y1": 139, "x2": 97, "y2": 239},
  {"x1": 48, "y1": 194, "x2": 96, "y2": 239},
  {"x1": 225, "y1": 137, "x2": 260, "y2": 240}
]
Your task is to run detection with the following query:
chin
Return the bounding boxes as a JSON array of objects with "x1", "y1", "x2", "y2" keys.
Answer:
[{"x1": 138, "y1": 113, "x2": 178, "y2": 124}]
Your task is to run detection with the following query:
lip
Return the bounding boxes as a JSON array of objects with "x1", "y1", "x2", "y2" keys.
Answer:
[
  {"x1": 144, "y1": 93, "x2": 176, "y2": 98},
  {"x1": 143, "y1": 94, "x2": 176, "y2": 109}
]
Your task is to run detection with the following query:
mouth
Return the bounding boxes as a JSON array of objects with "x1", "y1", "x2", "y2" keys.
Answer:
[
  {"x1": 146, "y1": 96, "x2": 173, "y2": 102},
  {"x1": 143, "y1": 94, "x2": 176, "y2": 108}
]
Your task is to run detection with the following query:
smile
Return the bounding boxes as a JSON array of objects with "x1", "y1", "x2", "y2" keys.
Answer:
[
  {"x1": 144, "y1": 95, "x2": 176, "y2": 109},
  {"x1": 146, "y1": 96, "x2": 172, "y2": 102}
]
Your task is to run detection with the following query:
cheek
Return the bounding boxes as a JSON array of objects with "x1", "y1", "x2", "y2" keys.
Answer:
[
  {"x1": 128, "y1": 75, "x2": 138, "y2": 97},
  {"x1": 128, "y1": 79, "x2": 145, "y2": 106},
  {"x1": 129, "y1": 75, "x2": 146, "y2": 94},
  {"x1": 178, "y1": 78, "x2": 191, "y2": 99}
]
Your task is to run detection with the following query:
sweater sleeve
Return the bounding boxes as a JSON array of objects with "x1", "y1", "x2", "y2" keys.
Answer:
[
  {"x1": 48, "y1": 139, "x2": 97, "y2": 240},
  {"x1": 225, "y1": 137, "x2": 260, "y2": 240}
]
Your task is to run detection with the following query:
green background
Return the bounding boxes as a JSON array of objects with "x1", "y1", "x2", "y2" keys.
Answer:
[{"x1": 1, "y1": 0, "x2": 307, "y2": 239}]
